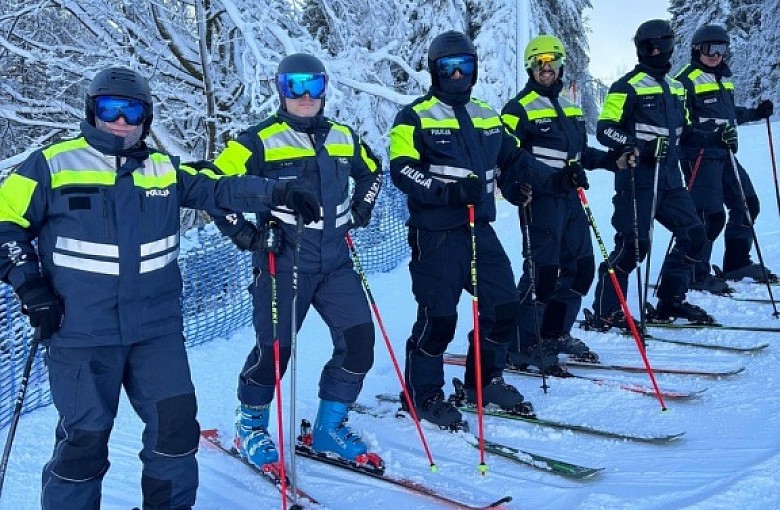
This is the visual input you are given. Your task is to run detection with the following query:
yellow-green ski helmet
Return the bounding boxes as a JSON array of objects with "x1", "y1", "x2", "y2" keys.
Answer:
[{"x1": 524, "y1": 34, "x2": 567, "y2": 72}]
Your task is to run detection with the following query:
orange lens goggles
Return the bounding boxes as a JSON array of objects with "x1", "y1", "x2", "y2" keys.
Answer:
[{"x1": 528, "y1": 53, "x2": 564, "y2": 71}]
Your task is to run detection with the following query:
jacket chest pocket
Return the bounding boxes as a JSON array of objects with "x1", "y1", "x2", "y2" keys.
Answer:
[{"x1": 264, "y1": 161, "x2": 303, "y2": 182}]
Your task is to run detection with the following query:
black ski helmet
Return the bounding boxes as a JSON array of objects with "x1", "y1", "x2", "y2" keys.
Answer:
[
  {"x1": 692, "y1": 24, "x2": 730, "y2": 46},
  {"x1": 633, "y1": 19, "x2": 674, "y2": 56},
  {"x1": 427, "y1": 30, "x2": 478, "y2": 88},
  {"x1": 85, "y1": 67, "x2": 153, "y2": 136},
  {"x1": 275, "y1": 53, "x2": 327, "y2": 113}
]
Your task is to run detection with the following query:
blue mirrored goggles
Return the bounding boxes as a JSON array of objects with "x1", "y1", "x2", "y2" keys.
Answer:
[
  {"x1": 94, "y1": 96, "x2": 148, "y2": 125},
  {"x1": 435, "y1": 54, "x2": 476, "y2": 78},
  {"x1": 276, "y1": 73, "x2": 329, "y2": 99}
]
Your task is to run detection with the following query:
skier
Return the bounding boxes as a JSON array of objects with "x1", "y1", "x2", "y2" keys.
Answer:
[
  {"x1": 0, "y1": 67, "x2": 313, "y2": 510},
  {"x1": 389, "y1": 30, "x2": 586, "y2": 428},
  {"x1": 501, "y1": 35, "x2": 633, "y2": 371},
  {"x1": 210, "y1": 53, "x2": 383, "y2": 467},
  {"x1": 585, "y1": 19, "x2": 716, "y2": 329},
  {"x1": 675, "y1": 23, "x2": 776, "y2": 289}
]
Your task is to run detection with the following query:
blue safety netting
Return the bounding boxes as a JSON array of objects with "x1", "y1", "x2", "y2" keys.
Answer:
[{"x1": 0, "y1": 175, "x2": 409, "y2": 430}]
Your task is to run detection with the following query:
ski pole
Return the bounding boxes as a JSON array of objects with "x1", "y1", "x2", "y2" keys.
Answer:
[
  {"x1": 519, "y1": 205, "x2": 548, "y2": 393},
  {"x1": 653, "y1": 149, "x2": 704, "y2": 295},
  {"x1": 0, "y1": 328, "x2": 42, "y2": 497},
  {"x1": 766, "y1": 119, "x2": 780, "y2": 217},
  {"x1": 628, "y1": 166, "x2": 648, "y2": 340},
  {"x1": 467, "y1": 204, "x2": 487, "y2": 475},
  {"x1": 345, "y1": 233, "x2": 437, "y2": 471},
  {"x1": 727, "y1": 149, "x2": 780, "y2": 317},
  {"x1": 288, "y1": 217, "x2": 305, "y2": 510},
  {"x1": 641, "y1": 156, "x2": 663, "y2": 336},
  {"x1": 577, "y1": 188, "x2": 668, "y2": 410},
  {"x1": 266, "y1": 223, "x2": 289, "y2": 510}
]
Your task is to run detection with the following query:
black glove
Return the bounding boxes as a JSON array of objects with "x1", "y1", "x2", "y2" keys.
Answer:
[
  {"x1": 272, "y1": 181, "x2": 321, "y2": 225},
  {"x1": 16, "y1": 279, "x2": 63, "y2": 340},
  {"x1": 717, "y1": 124, "x2": 738, "y2": 152},
  {"x1": 643, "y1": 137, "x2": 668, "y2": 160},
  {"x1": 756, "y1": 99, "x2": 774, "y2": 119},
  {"x1": 447, "y1": 174, "x2": 482, "y2": 206},
  {"x1": 349, "y1": 202, "x2": 373, "y2": 229},
  {"x1": 615, "y1": 145, "x2": 639, "y2": 170},
  {"x1": 230, "y1": 221, "x2": 283, "y2": 253},
  {"x1": 552, "y1": 162, "x2": 589, "y2": 193},
  {"x1": 503, "y1": 181, "x2": 532, "y2": 207}
]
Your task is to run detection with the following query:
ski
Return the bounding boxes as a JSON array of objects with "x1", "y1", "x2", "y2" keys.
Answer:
[
  {"x1": 622, "y1": 331, "x2": 769, "y2": 353},
  {"x1": 385, "y1": 384, "x2": 685, "y2": 444},
  {"x1": 727, "y1": 295, "x2": 777, "y2": 304},
  {"x1": 295, "y1": 420, "x2": 512, "y2": 510},
  {"x1": 359, "y1": 397, "x2": 604, "y2": 480},
  {"x1": 443, "y1": 352, "x2": 703, "y2": 399},
  {"x1": 564, "y1": 359, "x2": 745, "y2": 378},
  {"x1": 200, "y1": 429, "x2": 319, "y2": 506},
  {"x1": 647, "y1": 321, "x2": 780, "y2": 334}
]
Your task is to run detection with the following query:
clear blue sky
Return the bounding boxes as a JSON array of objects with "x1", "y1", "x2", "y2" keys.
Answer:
[{"x1": 585, "y1": 0, "x2": 671, "y2": 82}]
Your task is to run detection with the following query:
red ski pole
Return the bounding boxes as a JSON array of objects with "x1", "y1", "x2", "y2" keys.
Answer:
[
  {"x1": 577, "y1": 188, "x2": 668, "y2": 411},
  {"x1": 345, "y1": 233, "x2": 437, "y2": 471},
  {"x1": 467, "y1": 204, "x2": 488, "y2": 474},
  {"x1": 268, "y1": 246, "x2": 290, "y2": 510}
]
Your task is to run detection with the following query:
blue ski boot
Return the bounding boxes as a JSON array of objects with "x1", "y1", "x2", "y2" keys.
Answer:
[
  {"x1": 312, "y1": 400, "x2": 367, "y2": 461},
  {"x1": 235, "y1": 403, "x2": 279, "y2": 467}
]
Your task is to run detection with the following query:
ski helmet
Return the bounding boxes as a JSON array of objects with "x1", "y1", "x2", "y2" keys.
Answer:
[
  {"x1": 633, "y1": 19, "x2": 674, "y2": 57},
  {"x1": 691, "y1": 24, "x2": 729, "y2": 46},
  {"x1": 524, "y1": 34, "x2": 567, "y2": 79},
  {"x1": 275, "y1": 53, "x2": 328, "y2": 113},
  {"x1": 427, "y1": 30, "x2": 478, "y2": 88},
  {"x1": 86, "y1": 67, "x2": 153, "y2": 135}
]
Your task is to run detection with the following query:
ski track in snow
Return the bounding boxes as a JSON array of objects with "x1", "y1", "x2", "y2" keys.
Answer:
[{"x1": 2, "y1": 124, "x2": 780, "y2": 509}]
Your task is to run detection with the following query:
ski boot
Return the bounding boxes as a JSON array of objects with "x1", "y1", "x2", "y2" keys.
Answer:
[
  {"x1": 651, "y1": 299, "x2": 716, "y2": 325},
  {"x1": 235, "y1": 403, "x2": 279, "y2": 468},
  {"x1": 689, "y1": 274, "x2": 734, "y2": 295},
  {"x1": 552, "y1": 333, "x2": 600, "y2": 363},
  {"x1": 455, "y1": 377, "x2": 535, "y2": 417},
  {"x1": 581, "y1": 308, "x2": 628, "y2": 332},
  {"x1": 717, "y1": 263, "x2": 779, "y2": 284},
  {"x1": 402, "y1": 391, "x2": 469, "y2": 432},
  {"x1": 308, "y1": 400, "x2": 384, "y2": 473},
  {"x1": 506, "y1": 347, "x2": 568, "y2": 377}
]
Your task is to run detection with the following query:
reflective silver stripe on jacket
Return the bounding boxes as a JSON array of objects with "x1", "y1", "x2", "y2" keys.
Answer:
[
  {"x1": 273, "y1": 209, "x2": 325, "y2": 230},
  {"x1": 335, "y1": 195, "x2": 351, "y2": 228},
  {"x1": 531, "y1": 147, "x2": 568, "y2": 168},
  {"x1": 429, "y1": 164, "x2": 472, "y2": 183},
  {"x1": 53, "y1": 233, "x2": 179, "y2": 275},
  {"x1": 699, "y1": 116, "x2": 730, "y2": 126},
  {"x1": 140, "y1": 247, "x2": 180, "y2": 274}
]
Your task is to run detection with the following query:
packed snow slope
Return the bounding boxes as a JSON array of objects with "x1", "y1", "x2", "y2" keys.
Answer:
[{"x1": 2, "y1": 120, "x2": 780, "y2": 509}]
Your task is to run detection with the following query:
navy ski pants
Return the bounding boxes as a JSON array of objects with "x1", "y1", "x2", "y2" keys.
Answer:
[
  {"x1": 238, "y1": 263, "x2": 375, "y2": 406},
  {"x1": 513, "y1": 191, "x2": 594, "y2": 354},
  {"x1": 42, "y1": 335, "x2": 199, "y2": 510},
  {"x1": 404, "y1": 223, "x2": 520, "y2": 407},
  {"x1": 592, "y1": 186, "x2": 705, "y2": 318}
]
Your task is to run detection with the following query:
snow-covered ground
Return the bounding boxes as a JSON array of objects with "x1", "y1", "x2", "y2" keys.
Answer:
[{"x1": 3, "y1": 120, "x2": 780, "y2": 509}]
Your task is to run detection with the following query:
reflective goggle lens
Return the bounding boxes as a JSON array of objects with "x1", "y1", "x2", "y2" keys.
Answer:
[
  {"x1": 650, "y1": 36, "x2": 675, "y2": 54},
  {"x1": 436, "y1": 55, "x2": 476, "y2": 78},
  {"x1": 94, "y1": 96, "x2": 147, "y2": 125},
  {"x1": 699, "y1": 42, "x2": 728, "y2": 57},
  {"x1": 528, "y1": 52, "x2": 565, "y2": 71},
  {"x1": 276, "y1": 73, "x2": 328, "y2": 99}
]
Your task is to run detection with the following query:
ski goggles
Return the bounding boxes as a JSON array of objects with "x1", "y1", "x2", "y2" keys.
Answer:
[
  {"x1": 276, "y1": 73, "x2": 329, "y2": 99},
  {"x1": 698, "y1": 42, "x2": 728, "y2": 57},
  {"x1": 526, "y1": 52, "x2": 565, "y2": 71},
  {"x1": 435, "y1": 54, "x2": 476, "y2": 78},
  {"x1": 94, "y1": 96, "x2": 148, "y2": 125},
  {"x1": 640, "y1": 36, "x2": 675, "y2": 56}
]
